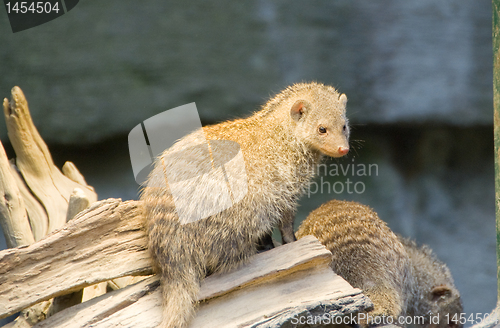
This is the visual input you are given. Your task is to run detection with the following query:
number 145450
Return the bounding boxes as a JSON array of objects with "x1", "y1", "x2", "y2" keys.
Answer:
[{"x1": 5, "y1": 2, "x2": 60, "y2": 14}]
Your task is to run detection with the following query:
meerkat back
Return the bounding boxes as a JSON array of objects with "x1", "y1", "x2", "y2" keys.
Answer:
[
  {"x1": 297, "y1": 200, "x2": 411, "y2": 325},
  {"x1": 297, "y1": 200, "x2": 463, "y2": 328}
]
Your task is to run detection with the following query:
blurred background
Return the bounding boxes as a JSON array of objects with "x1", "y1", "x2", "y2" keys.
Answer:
[{"x1": 0, "y1": 0, "x2": 494, "y2": 324}]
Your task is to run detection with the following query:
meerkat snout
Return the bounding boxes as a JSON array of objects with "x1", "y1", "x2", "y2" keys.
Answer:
[{"x1": 338, "y1": 146, "x2": 349, "y2": 156}]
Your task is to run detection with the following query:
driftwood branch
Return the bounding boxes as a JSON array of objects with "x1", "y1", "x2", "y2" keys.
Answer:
[
  {"x1": 0, "y1": 199, "x2": 151, "y2": 319},
  {"x1": 0, "y1": 86, "x2": 100, "y2": 325},
  {"x1": 0, "y1": 197, "x2": 372, "y2": 327},
  {"x1": 2, "y1": 87, "x2": 97, "y2": 235},
  {"x1": 25, "y1": 230, "x2": 369, "y2": 328},
  {"x1": 32, "y1": 276, "x2": 161, "y2": 328}
]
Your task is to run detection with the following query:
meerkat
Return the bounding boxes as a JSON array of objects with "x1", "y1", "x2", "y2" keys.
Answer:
[
  {"x1": 141, "y1": 82, "x2": 350, "y2": 328},
  {"x1": 296, "y1": 200, "x2": 462, "y2": 328}
]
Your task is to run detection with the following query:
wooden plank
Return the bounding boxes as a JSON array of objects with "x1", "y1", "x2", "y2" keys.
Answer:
[
  {"x1": 199, "y1": 235, "x2": 332, "y2": 300},
  {"x1": 0, "y1": 199, "x2": 152, "y2": 319},
  {"x1": 190, "y1": 265, "x2": 365, "y2": 328},
  {"x1": 31, "y1": 237, "x2": 370, "y2": 328},
  {"x1": 33, "y1": 277, "x2": 160, "y2": 328},
  {"x1": 0, "y1": 195, "x2": 333, "y2": 321}
]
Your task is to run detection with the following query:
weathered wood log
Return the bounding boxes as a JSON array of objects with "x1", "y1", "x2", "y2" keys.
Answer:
[
  {"x1": 197, "y1": 234, "x2": 334, "y2": 300},
  {"x1": 108, "y1": 276, "x2": 149, "y2": 291},
  {"x1": 2, "y1": 87, "x2": 97, "y2": 234},
  {"x1": 5, "y1": 301, "x2": 52, "y2": 328},
  {"x1": 0, "y1": 197, "x2": 372, "y2": 327},
  {"x1": 29, "y1": 236, "x2": 371, "y2": 328},
  {"x1": 0, "y1": 86, "x2": 119, "y2": 326},
  {"x1": 0, "y1": 198, "x2": 152, "y2": 319},
  {"x1": 80, "y1": 282, "x2": 107, "y2": 303},
  {"x1": 1, "y1": 86, "x2": 98, "y2": 247},
  {"x1": 190, "y1": 253, "x2": 369, "y2": 328}
]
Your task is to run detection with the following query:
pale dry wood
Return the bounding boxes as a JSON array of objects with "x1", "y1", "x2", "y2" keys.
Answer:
[
  {"x1": 33, "y1": 277, "x2": 160, "y2": 328},
  {"x1": 108, "y1": 275, "x2": 150, "y2": 290},
  {"x1": 30, "y1": 237, "x2": 370, "y2": 328},
  {"x1": 83, "y1": 287, "x2": 162, "y2": 328},
  {"x1": 191, "y1": 267, "x2": 365, "y2": 328},
  {"x1": 9, "y1": 162, "x2": 48, "y2": 242},
  {"x1": 0, "y1": 198, "x2": 153, "y2": 319},
  {"x1": 62, "y1": 161, "x2": 90, "y2": 187},
  {"x1": 66, "y1": 188, "x2": 90, "y2": 222},
  {"x1": 257, "y1": 293, "x2": 373, "y2": 327},
  {"x1": 64, "y1": 187, "x2": 125, "y2": 310},
  {"x1": 3, "y1": 87, "x2": 97, "y2": 234},
  {"x1": 3, "y1": 88, "x2": 95, "y2": 323},
  {"x1": 81, "y1": 282, "x2": 107, "y2": 302},
  {"x1": 198, "y1": 235, "x2": 332, "y2": 300},
  {"x1": 0, "y1": 140, "x2": 34, "y2": 248}
]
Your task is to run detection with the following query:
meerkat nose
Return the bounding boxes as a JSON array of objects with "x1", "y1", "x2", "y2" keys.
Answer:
[{"x1": 338, "y1": 146, "x2": 349, "y2": 156}]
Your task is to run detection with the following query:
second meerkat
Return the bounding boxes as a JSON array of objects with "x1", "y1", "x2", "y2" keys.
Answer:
[
  {"x1": 142, "y1": 82, "x2": 350, "y2": 328},
  {"x1": 297, "y1": 200, "x2": 463, "y2": 328}
]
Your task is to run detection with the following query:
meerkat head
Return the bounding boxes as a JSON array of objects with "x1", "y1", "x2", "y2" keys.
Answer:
[{"x1": 289, "y1": 88, "x2": 350, "y2": 158}]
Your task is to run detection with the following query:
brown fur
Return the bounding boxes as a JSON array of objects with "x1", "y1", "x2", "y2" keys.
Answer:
[
  {"x1": 401, "y1": 237, "x2": 463, "y2": 328},
  {"x1": 296, "y1": 200, "x2": 462, "y2": 328},
  {"x1": 141, "y1": 82, "x2": 350, "y2": 328}
]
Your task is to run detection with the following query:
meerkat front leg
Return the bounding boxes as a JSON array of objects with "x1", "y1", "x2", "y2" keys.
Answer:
[
  {"x1": 256, "y1": 210, "x2": 296, "y2": 251},
  {"x1": 279, "y1": 209, "x2": 297, "y2": 244}
]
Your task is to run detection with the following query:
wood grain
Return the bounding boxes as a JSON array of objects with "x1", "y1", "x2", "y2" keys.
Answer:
[
  {"x1": 3, "y1": 87, "x2": 97, "y2": 234},
  {"x1": 0, "y1": 199, "x2": 152, "y2": 319},
  {"x1": 27, "y1": 236, "x2": 370, "y2": 328},
  {"x1": 0, "y1": 139, "x2": 33, "y2": 248}
]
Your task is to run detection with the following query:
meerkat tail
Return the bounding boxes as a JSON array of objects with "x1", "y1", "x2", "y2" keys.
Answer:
[
  {"x1": 145, "y1": 205, "x2": 202, "y2": 328},
  {"x1": 159, "y1": 271, "x2": 199, "y2": 328}
]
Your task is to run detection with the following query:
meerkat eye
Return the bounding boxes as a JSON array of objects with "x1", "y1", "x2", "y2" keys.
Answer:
[
  {"x1": 343, "y1": 125, "x2": 346, "y2": 132},
  {"x1": 318, "y1": 126, "x2": 327, "y2": 134}
]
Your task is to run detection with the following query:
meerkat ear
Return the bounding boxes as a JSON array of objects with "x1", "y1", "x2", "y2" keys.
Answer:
[
  {"x1": 339, "y1": 94, "x2": 347, "y2": 107},
  {"x1": 431, "y1": 285, "x2": 452, "y2": 300},
  {"x1": 290, "y1": 100, "x2": 308, "y2": 122}
]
